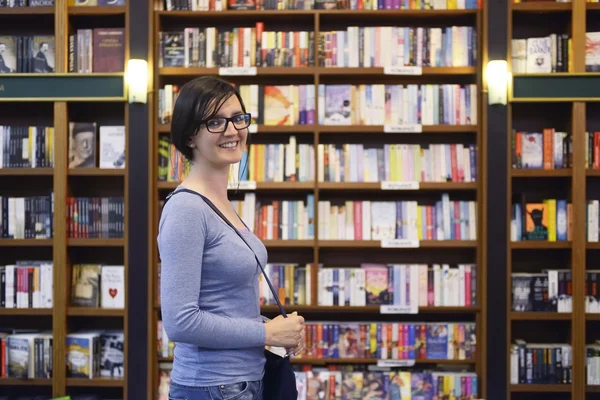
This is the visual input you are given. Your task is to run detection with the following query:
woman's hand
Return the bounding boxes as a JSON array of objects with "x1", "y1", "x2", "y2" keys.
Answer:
[{"x1": 264, "y1": 311, "x2": 305, "y2": 351}]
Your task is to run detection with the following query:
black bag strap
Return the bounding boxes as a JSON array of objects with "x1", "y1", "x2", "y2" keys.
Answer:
[{"x1": 163, "y1": 188, "x2": 288, "y2": 318}]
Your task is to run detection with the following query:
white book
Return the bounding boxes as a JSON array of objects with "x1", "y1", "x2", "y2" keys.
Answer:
[
  {"x1": 99, "y1": 126, "x2": 125, "y2": 169},
  {"x1": 526, "y1": 37, "x2": 552, "y2": 73},
  {"x1": 101, "y1": 265, "x2": 125, "y2": 309}
]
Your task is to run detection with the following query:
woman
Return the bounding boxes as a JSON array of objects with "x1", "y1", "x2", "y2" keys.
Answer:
[{"x1": 158, "y1": 76, "x2": 306, "y2": 400}]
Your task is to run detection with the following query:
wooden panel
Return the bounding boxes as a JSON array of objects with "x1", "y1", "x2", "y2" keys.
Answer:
[
  {"x1": 571, "y1": 101, "x2": 586, "y2": 400},
  {"x1": 52, "y1": 102, "x2": 68, "y2": 397}
]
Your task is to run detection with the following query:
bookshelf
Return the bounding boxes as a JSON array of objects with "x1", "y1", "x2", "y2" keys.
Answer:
[
  {"x1": 506, "y1": 0, "x2": 600, "y2": 399},
  {"x1": 0, "y1": 1, "x2": 129, "y2": 399},
  {"x1": 148, "y1": 2, "x2": 487, "y2": 400}
]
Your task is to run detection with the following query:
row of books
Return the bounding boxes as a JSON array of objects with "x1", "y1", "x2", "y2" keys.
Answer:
[
  {"x1": 230, "y1": 194, "x2": 315, "y2": 240},
  {"x1": 0, "y1": 329, "x2": 124, "y2": 380},
  {"x1": 511, "y1": 270, "x2": 573, "y2": 313},
  {"x1": 0, "y1": 126, "x2": 55, "y2": 169},
  {"x1": 0, "y1": 0, "x2": 53, "y2": 7},
  {"x1": 226, "y1": 193, "x2": 478, "y2": 241},
  {"x1": 69, "y1": 28, "x2": 126, "y2": 74},
  {"x1": 0, "y1": 194, "x2": 54, "y2": 240},
  {"x1": 158, "y1": 83, "x2": 478, "y2": 127},
  {"x1": 0, "y1": 261, "x2": 53, "y2": 309},
  {"x1": 66, "y1": 196, "x2": 125, "y2": 239},
  {"x1": 509, "y1": 341, "x2": 572, "y2": 385},
  {"x1": 511, "y1": 34, "x2": 572, "y2": 74},
  {"x1": 259, "y1": 263, "x2": 313, "y2": 306},
  {"x1": 160, "y1": 0, "x2": 480, "y2": 11},
  {"x1": 511, "y1": 199, "x2": 570, "y2": 242},
  {"x1": 315, "y1": 143, "x2": 477, "y2": 184},
  {"x1": 68, "y1": 123, "x2": 126, "y2": 169},
  {"x1": 315, "y1": 263, "x2": 477, "y2": 308},
  {"x1": 297, "y1": 322, "x2": 476, "y2": 361},
  {"x1": 587, "y1": 131, "x2": 600, "y2": 169},
  {"x1": 65, "y1": 330, "x2": 124, "y2": 379},
  {"x1": 160, "y1": 139, "x2": 478, "y2": 185},
  {"x1": 71, "y1": 264, "x2": 124, "y2": 309},
  {"x1": 316, "y1": 197, "x2": 477, "y2": 241},
  {"x1": 160, "y1": 27, "x2": 315, "y2": 68},
  {"x1": 160, "y1": 25, "x2": 476, "y2": 69},
  {"x1": 0, "y1": 35, "x2": 55, "y2": 74},
  {"x1": 511, "y1": 129, "x2": 571, "y2": 170},
  {"x1": 318, "y1": 26, "x2": 477, "y2": 68},
  {"x1": 0, "y1": 331, "x2": 53, "y2": 379},
  {"x1": 588, "y1": 201, "x2": 600, "y2": 242},
  {"x1": 157, "y1": 320, "x2": 475, "y2": 361},
  {"x1": 157, "y1": 363, "x2": 480, "y2": 400}
]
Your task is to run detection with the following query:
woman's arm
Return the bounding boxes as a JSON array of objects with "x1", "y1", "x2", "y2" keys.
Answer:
[{"x1": 158, "y1": 196, "x2": 266, "y2": 349}]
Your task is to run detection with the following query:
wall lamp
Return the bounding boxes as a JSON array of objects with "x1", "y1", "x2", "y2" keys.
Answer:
[
  {"x1": 126, "y1": 59, "x2": 148, "y2": 104},
  {"x1": 486, "y1": 60, "x2": 509, "y2": 106}
]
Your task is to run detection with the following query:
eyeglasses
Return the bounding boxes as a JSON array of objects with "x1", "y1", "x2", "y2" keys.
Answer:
[{"x1": 200, "y1": 113, "x2": 251, "y2": 133}]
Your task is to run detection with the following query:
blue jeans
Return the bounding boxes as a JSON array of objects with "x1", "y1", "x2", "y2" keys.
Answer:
[{"x1": 168, "y1": 379, "x2": 263, "y2": 400}]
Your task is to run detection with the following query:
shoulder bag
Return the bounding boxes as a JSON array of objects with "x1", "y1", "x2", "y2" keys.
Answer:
[{"x1": 162, "y1": 188, "x2": 299, "y2": 400}]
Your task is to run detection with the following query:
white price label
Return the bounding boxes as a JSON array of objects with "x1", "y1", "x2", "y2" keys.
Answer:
[
  {"x1": 381, "y1": 239, "x2": 420, "y2": 248},
  {"x1": 383, "y1": 66, "x2": 422, "y2": 75},
  {"x1": 381, "y1": 181, "x2": 419, "y2": 190},
  {"x1": 218, "y1": 67, "x2": 257, "y2": 76},
  {"x1": 383, "y1": 124, "x2": 423, "y2": 133},
  {"x1": 380, "y1": 305, "x2": 419, "y2": 314},
  {"x1": 248, "y1": 124, "x2": 258, "y2": 134},
  {"x1": 227, "y1": 180, "x2": 257, "y2": 190},
  {"x1": 377, "y1": 359, "x2": 416, "y2": 368}
]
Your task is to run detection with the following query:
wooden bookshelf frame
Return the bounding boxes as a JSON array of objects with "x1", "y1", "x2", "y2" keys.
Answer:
[
  {"x1": 147, "y1": 5, "x2": 488, "y2": 400},
  {"x1": 505, "y1": 0, "x2": 592, "y2": 398},
  {"x1": 0, "y1": 1, "x2": 130, "y2": 398}
]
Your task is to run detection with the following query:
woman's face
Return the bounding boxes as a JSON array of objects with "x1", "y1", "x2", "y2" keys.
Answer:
[{"x1": 190, "y1": 94, "x2": 248, "y2": 168}]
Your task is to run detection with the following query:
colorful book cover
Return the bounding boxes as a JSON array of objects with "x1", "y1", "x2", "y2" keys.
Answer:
[
  {"x1": 338, "y1": 323, "x2": 361, "y2": 358},
  {"x1": 525, "y1": 203, "x2": 548, "y2": 240},
  {"x1": 342, "y1": 372, "x2": 364, "y2": 400},
  {"x1": 361, "y1": 371, "x2": 386, "y2": 400},
  {"x1": 324, "y1": 85, "x2": 351, "y2": 125},
  {"x1": 264, "y1": 85, "x2": 294, "y2": 126},
  {"x1": 426, "y1": 323, "x2": 448, "y2": 360},
  {"x1": 521, "y1": 132, "x2": 543, "y2": 169},
  {"x1": 362, "y1": 263, "x2": 389, "y2": 305}
]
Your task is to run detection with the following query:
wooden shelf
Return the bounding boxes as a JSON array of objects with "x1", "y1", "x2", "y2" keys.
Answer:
[
  {"x1": 262, "y1": 240, "x2": 315, "y2": 248},
  {"x1": 67, "y1": 307, "x2": 125, "y2": 317},
  {"x1": 510, "y1": 312, "x2": 572, "y2": 321},
  {"x1": 157, "y1": 181, "x2": 314, "y2": 190},
  {"x1": 509, "y1": 384, "x2": 572, "y2": 392},
  {"x1": 67, "y1": 238, "x2": 125, "y2": 247},
  {"x1": 157, "y1": 9, "x2": 478, "y2": 18},
  {"x1": 319, "y1": 240, "x2": 477, "y2": 248},
  {"x1": 587, "y1": 242, "x2": 600, "y2": 249},
  {"x1": 511, "y1": 169, "x2": 572, "y2": 177},
  {"x1": 0, "y1": 239, "x2": 53, "y2": 247},
  {"x1": 587, "y1": 169, "x2": 600, "y2": 176},
  {"x1": 156, "y1": 124, "x2": 478, "y2": 134},
  {"x1": 66, "y1": 377, "x2": 125, "y2": 387},
  {"x1": 68, "y1": 168, "x2": 126, "y2": 176},
  {"x1": 0, "y1": 308, "x2": 52, "y2": 316},
  {"x1": 0, "y1": 6, "x2": 54, "y2": 14},
  {"x1": 159, "y1": 66, "x2": 476, "y2": 76},
  {"x1": 510, "y1": 241, "x2": 571, "y2": 249},
  {"x1": 511, "y1": 2, "x2": 572, "y2": 12},
  {"x1": 586, "y1": 313, "x2": 600, "y2": 320},
  {"x1": 291, "y1": 357, "x2": 476, "y2": 365},
  {"x1": 588, "y1": 2, "x2": 600, "y2": 10},
  {"x1": 0, "y1": 378, "x2": 52, "y2": 386},
  {"x1": 587, "y1": 385, "x2": 600, "y2": 392},
  {"x1": 68, "y1": 5, "x2": 126, "y2": 15},
  {"x1": 261, "y1": 305, "x2": 480, "y2": 313},
  {"x1": 0, "y1": 168, "x2": 53, "y2": 176},
  {"x1": 317, "y1": 182, "x2": 477, "y2": 190}
]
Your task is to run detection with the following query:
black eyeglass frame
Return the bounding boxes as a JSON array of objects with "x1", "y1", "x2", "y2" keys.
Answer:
[{"x1": 198, "y1": 113, "x2": 252, "y2": 134}]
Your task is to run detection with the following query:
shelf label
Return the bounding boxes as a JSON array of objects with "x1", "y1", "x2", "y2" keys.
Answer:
[
  {"x1": 381, "y1": 239, "x2": 420, "y2": 248},
  {"x1": 383, "y1": 124, "x2": 422, "y2": 133},
  {"x1": 227, "y1": 180, "x2": 257, "y2": 190},
  {"x1": 248, "y1": 124, "x2": 258, "y2": 134},
  {"x1": 383, "y1": 66, "x2": 422, "y2": 75},
  {"x1": 377, "y1": 359, "x2": 416, "y2": 368},
  {"x1": 381, "y1": 181, "x2": 419, "y2": 190},
  {"x1": 380, "y1": 304, "x2": 419, "y2": 314},
  {"x1": 218, "y1": 67, "x2": 257, "y2": 76}
]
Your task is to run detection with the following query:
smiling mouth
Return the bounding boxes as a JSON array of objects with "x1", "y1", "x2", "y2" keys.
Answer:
[{"x1": 218, "y1": 141, "x2": 239, "y2": 149}]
